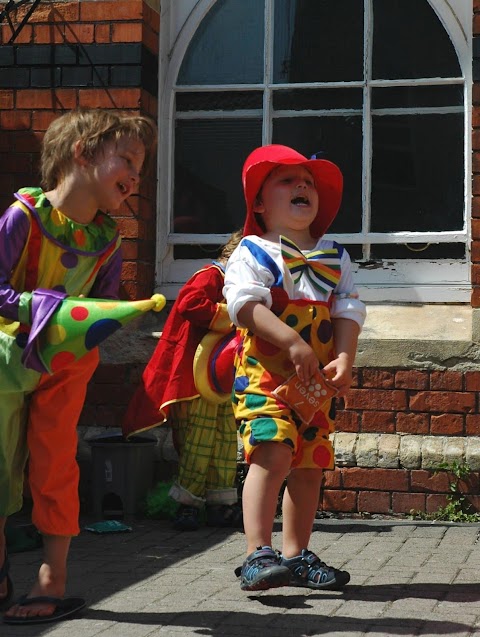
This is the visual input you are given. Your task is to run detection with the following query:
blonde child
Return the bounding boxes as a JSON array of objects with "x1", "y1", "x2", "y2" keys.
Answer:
[
  {"x1": 0, "y1": 108, "x2": 156, "y2": 624},
  {"x1": 223, "y1": 144, "x2": 366, "y2": 591}
]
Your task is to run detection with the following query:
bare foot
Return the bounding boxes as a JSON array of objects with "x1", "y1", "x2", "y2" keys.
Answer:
[{"x1": 4, "y1": 562, "x2": 66, "y2": 620}]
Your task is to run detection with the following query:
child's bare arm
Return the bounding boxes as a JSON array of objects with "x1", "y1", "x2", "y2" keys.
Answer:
[
  {"x1": 323, "y1": 317, "x2": 360, "y2": 397},
  {"x1": 237, "y1": 301, "x2": 319, "y2": 382}
]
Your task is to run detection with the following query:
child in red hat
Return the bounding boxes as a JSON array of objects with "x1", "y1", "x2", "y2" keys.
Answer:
[{"x1": 224, "y1": 144, "x2": 366, "y2": 592}]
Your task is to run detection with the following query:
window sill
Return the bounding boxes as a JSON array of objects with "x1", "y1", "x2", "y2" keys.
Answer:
[{"x1": 357, "y1": 304, "x2": 478, "y2": 369}]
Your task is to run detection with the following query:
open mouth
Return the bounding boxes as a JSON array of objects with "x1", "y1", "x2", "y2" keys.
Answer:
[{"x1": 291, "y1": 195, "x2": 310, "y2": 206}]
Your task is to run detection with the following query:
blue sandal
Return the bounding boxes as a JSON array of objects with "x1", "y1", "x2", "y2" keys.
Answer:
[{"x1": 0, "y1": 550, "x2": 13, "y2": 611}]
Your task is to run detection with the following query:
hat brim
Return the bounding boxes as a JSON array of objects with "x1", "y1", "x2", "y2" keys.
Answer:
[
  {"x1": 242, "y1": 148, "x2": 343, "y2": 238},
  {"x1": 193, "y1": 331, "x2": 238, "y2": 405}
]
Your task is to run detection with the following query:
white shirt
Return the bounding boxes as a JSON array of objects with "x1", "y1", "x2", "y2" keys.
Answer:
[{"x1": 223, "y1": 234, "x2": 366, "y2": 329}]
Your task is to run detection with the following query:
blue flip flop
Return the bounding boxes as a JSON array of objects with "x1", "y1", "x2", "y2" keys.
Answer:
[
  {"x1": 0, "y1": 551, "x2": 13, "y2": 611},
  {"x1": 3, "y1": 595, "x2": 86, "y2": 625}
]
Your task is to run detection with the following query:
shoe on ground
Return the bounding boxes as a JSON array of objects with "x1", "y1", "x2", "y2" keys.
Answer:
[
  {"x1": 234, "y1": 546, "x2": 291, "y2": 591},
  {"x1": 280, "y1": 548, "x2": 350, "y2": 590},
  {"x1": 206, "y1": 503, "x2": 243, "y2": 528},
  {"x1": 172, "y1": 505, "x2": 201, "y2": 531}
]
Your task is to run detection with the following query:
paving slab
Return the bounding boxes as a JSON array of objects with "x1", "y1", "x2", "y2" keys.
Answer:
[{"x1": 2, "y1": 515, "x2": 480, "y2": 637}]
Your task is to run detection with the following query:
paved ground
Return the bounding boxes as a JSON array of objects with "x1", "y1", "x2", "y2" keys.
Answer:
[{"x1": 2, "y1": 514, "x2": 480, "y2": 637}]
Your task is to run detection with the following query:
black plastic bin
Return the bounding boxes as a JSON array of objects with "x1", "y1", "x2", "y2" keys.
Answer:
[{"x1": 88, "y1": 432, "x2": 156, "y2": 519}]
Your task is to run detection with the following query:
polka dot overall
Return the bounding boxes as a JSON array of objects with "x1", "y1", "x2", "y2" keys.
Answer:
[{"x1": 233, "y1": 296, "x2": 336, "y2": 469}]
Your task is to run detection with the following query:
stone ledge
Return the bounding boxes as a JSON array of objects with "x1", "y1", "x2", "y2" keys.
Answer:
[
  {"x1": 331, "y1": 432, "x2": 480, "y2": 471},
  {"x1": 78, "y1": 426, "x2": 480, "y2": 473}
]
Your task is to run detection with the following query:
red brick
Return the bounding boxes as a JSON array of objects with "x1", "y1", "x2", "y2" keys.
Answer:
[
  {"x1": 429, "y1": 370, "x2": 463, "y2": 391},
  {"x1": 30, "y1": 112, "x2": 57, "y2": 132},
  {"x1": 426, "y1": 494, "x2": 448, "y2": 512},
  {"x1": 395, "y1": 370, "x2": 428, "y2": 390},
  {"x1": 34, "y1": 24, "x2": 65, "y2": 44},
  {"x1": 0, "y1": 110, "x2": 31, "y2": 129},
  {"x1": 16, "y1": 89, "x2": 76, "y2": 109},
  {"x1": 411, "y1": 470, "x2": 450, "y2": 493},
  {"x1": 472, "y1": 240, "x2": 480, "y2": 262},
  {"x1": 335, "y1": 410, "x2": 359, "y2": 432},
  {"x1": 473, "y1": 264, "x2": 480, "y2": 285},
  {"x1": 80, "y1": 1, "x2": 142, "y2": 21},
  {"x1": 345, "y1": 389, "x2": 407, "y2": 411},
  {"x1": 341, "y1": 467, "x2": 409, "y2": 491},
  {"x1": 396, "y1": 413, "x2": 429, "y2": 435},
  {"x1": 466, "y1": 415, "x2": 480, "y2": 435},
  {"x1": 430, "y1": 414, "x2": 464, "y2": 435},
  {"x1": 472, "y1": 287, "x2": 480, "y2": 308},
  {"x1": 112, "y1": 22, "x2": 142, "y2": 43},
  {"x1": 322, "y1": 489, "x2": 357, "y2": 512},
  {"x1": 0, "y1": 90, "x2": 13, "y2": 110},
  {"x1": 323, "y1": 468, "x2": 342, "y2": 488},
  {"x1": 392, "y1": 493, "x2": 426, "y2": 514},
  {"x1": 64, "y1": 23, "x2": 95, "y2": 44},
  {"x1": 95, "y1": 23, "x2": 111, "y2": 43},
  {"x1": 358, "y1": 491, "x2": 391, "y2": 513},
  {"x1": 27, "y1": 2, "x2": 80, "y2": 22},
  {"x1": 144, "y1": 4, "x2": 160, "y2": 32},
  {"x1": 361, "y1": 411, "x2": 395, "y2": 433},
  {"x1": 472, "y1": 218, "x2": 480, "y2": 239},
  {"x1": 473, "y1": 196, "x2": 480, "y2": 219},
  {"x1": 360, "y1": 369, "x2": 394, "y2": 389},
  {"x1": 409, "y1": 391, "x2": 475, "y2": 414},
  {"x1": 465, "y1": 371, "x2": 480, "y2": 391},
  {"x1": 6, "y1": 24, "x2": 32, "y2": 44},
  {"x1": 78, "y1": 88, "x2": 141, "y2": 109}
]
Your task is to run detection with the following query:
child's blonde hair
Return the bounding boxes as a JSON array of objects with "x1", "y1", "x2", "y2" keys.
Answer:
[
  {"x1": 219, "y1": 228, "x2": 243, "y2": 263},
  {"x1": 41, "y1": 108, "x2": 157, "y2": 190}
]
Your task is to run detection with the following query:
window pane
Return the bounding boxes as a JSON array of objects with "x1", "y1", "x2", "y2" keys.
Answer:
[
  {"x1": 371, "y1": 114, "x2": 464, "y2": 232},
  {"x1": 174, "y1": 119, "x2": 262, "y2": 234},
  {"x1": 176, "y1": 91, "x2": 263, "y2": 112},
  {"x1": 273, "y1": 88, "x2": 363, "y2": 111},
  {"x1": 273, "y1": 116, "x2": 362, "y2": 233},
  {"x1": 372, "y1": 85, "x2": 463, "y2": 110},
  {"x1": 178, "y1": 0, "x2": 264, "y2": 85},
  {"x1": 371, "y1": 244, "x2": 466, "y2": 259},
  {"x1": 373, "y1": 0, "x2": 461, "y2": 80},
  {"x1": 273, "y1": 0, "x2": 363, "y2": 83}
]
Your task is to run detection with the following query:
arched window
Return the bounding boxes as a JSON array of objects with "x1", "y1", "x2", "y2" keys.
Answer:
[{"x1": 158, "y1": 0, "x2": 470, "y2": 302}]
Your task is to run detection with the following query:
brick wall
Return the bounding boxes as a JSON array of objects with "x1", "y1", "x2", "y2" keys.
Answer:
[
  {"x1": 2, "y1": 1, "x2": 479, "y2": 516},
  {"x1": 0, "y1": 0, "x2": 159, "y2": 299}
]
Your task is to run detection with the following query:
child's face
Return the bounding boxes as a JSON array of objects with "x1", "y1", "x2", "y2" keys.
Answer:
[
  {"x1": 253, "y1": 165, "x2": 319, "y2": 237},
  {"x1": 88, "y1": 136, "x2": 146, "y2": 211}
]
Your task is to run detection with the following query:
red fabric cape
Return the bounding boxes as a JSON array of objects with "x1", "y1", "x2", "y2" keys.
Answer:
[{"x1": 122, "y1": 264, "x2": 225, "y2": 437}]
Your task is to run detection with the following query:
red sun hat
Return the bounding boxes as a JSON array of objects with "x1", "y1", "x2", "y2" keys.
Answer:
[{"x1": 242, "y1": 144, "x2": 343, "y2": 239}]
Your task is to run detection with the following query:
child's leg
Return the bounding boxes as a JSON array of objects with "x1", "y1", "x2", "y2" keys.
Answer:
[
  {"x1": 4, "y1": 535, "x2": 71, "y2": 620},
  {"x1": 4, "y1": 350, "x2": 98, "y2": 619},
  {"x1": 205, "y1": 402, "x2": 238, "y2": 502},
  {"x1": 172, "y1": 398, "x2": 217, "y2": 502},
  {"x1": 242, "y1": 442, "x2": 292, "y2": 555},
  {"x1": 281, "y1": 468, "x2": 323, "y2": 557}
]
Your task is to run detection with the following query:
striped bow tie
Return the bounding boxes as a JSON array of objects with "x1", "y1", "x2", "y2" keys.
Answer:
[{"x1": 280, "y1": 235, "x2": 341, "y2": 294}]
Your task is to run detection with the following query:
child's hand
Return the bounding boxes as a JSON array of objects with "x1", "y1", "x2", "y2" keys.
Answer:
[
  {"x1": 287, "y1": 339, "x2": 319, "y2": 383},
  {"x1": 322, "y1": 353, "x2": 353, "y2": 397}
]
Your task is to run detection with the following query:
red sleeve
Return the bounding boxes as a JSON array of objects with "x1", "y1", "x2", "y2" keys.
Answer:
[{"x1": 175, "y1": 266, "x2": 224, "y2": 328}]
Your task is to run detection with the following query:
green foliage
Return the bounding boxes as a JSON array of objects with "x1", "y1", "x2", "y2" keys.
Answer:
[{"x1": 411, "y1": 461, "x2": 480, "y2": 523}]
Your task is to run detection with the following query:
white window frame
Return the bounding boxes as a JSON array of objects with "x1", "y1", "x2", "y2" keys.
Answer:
[{"x1": 156, "y1": 0, "x2": 472, "y2": 302}]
